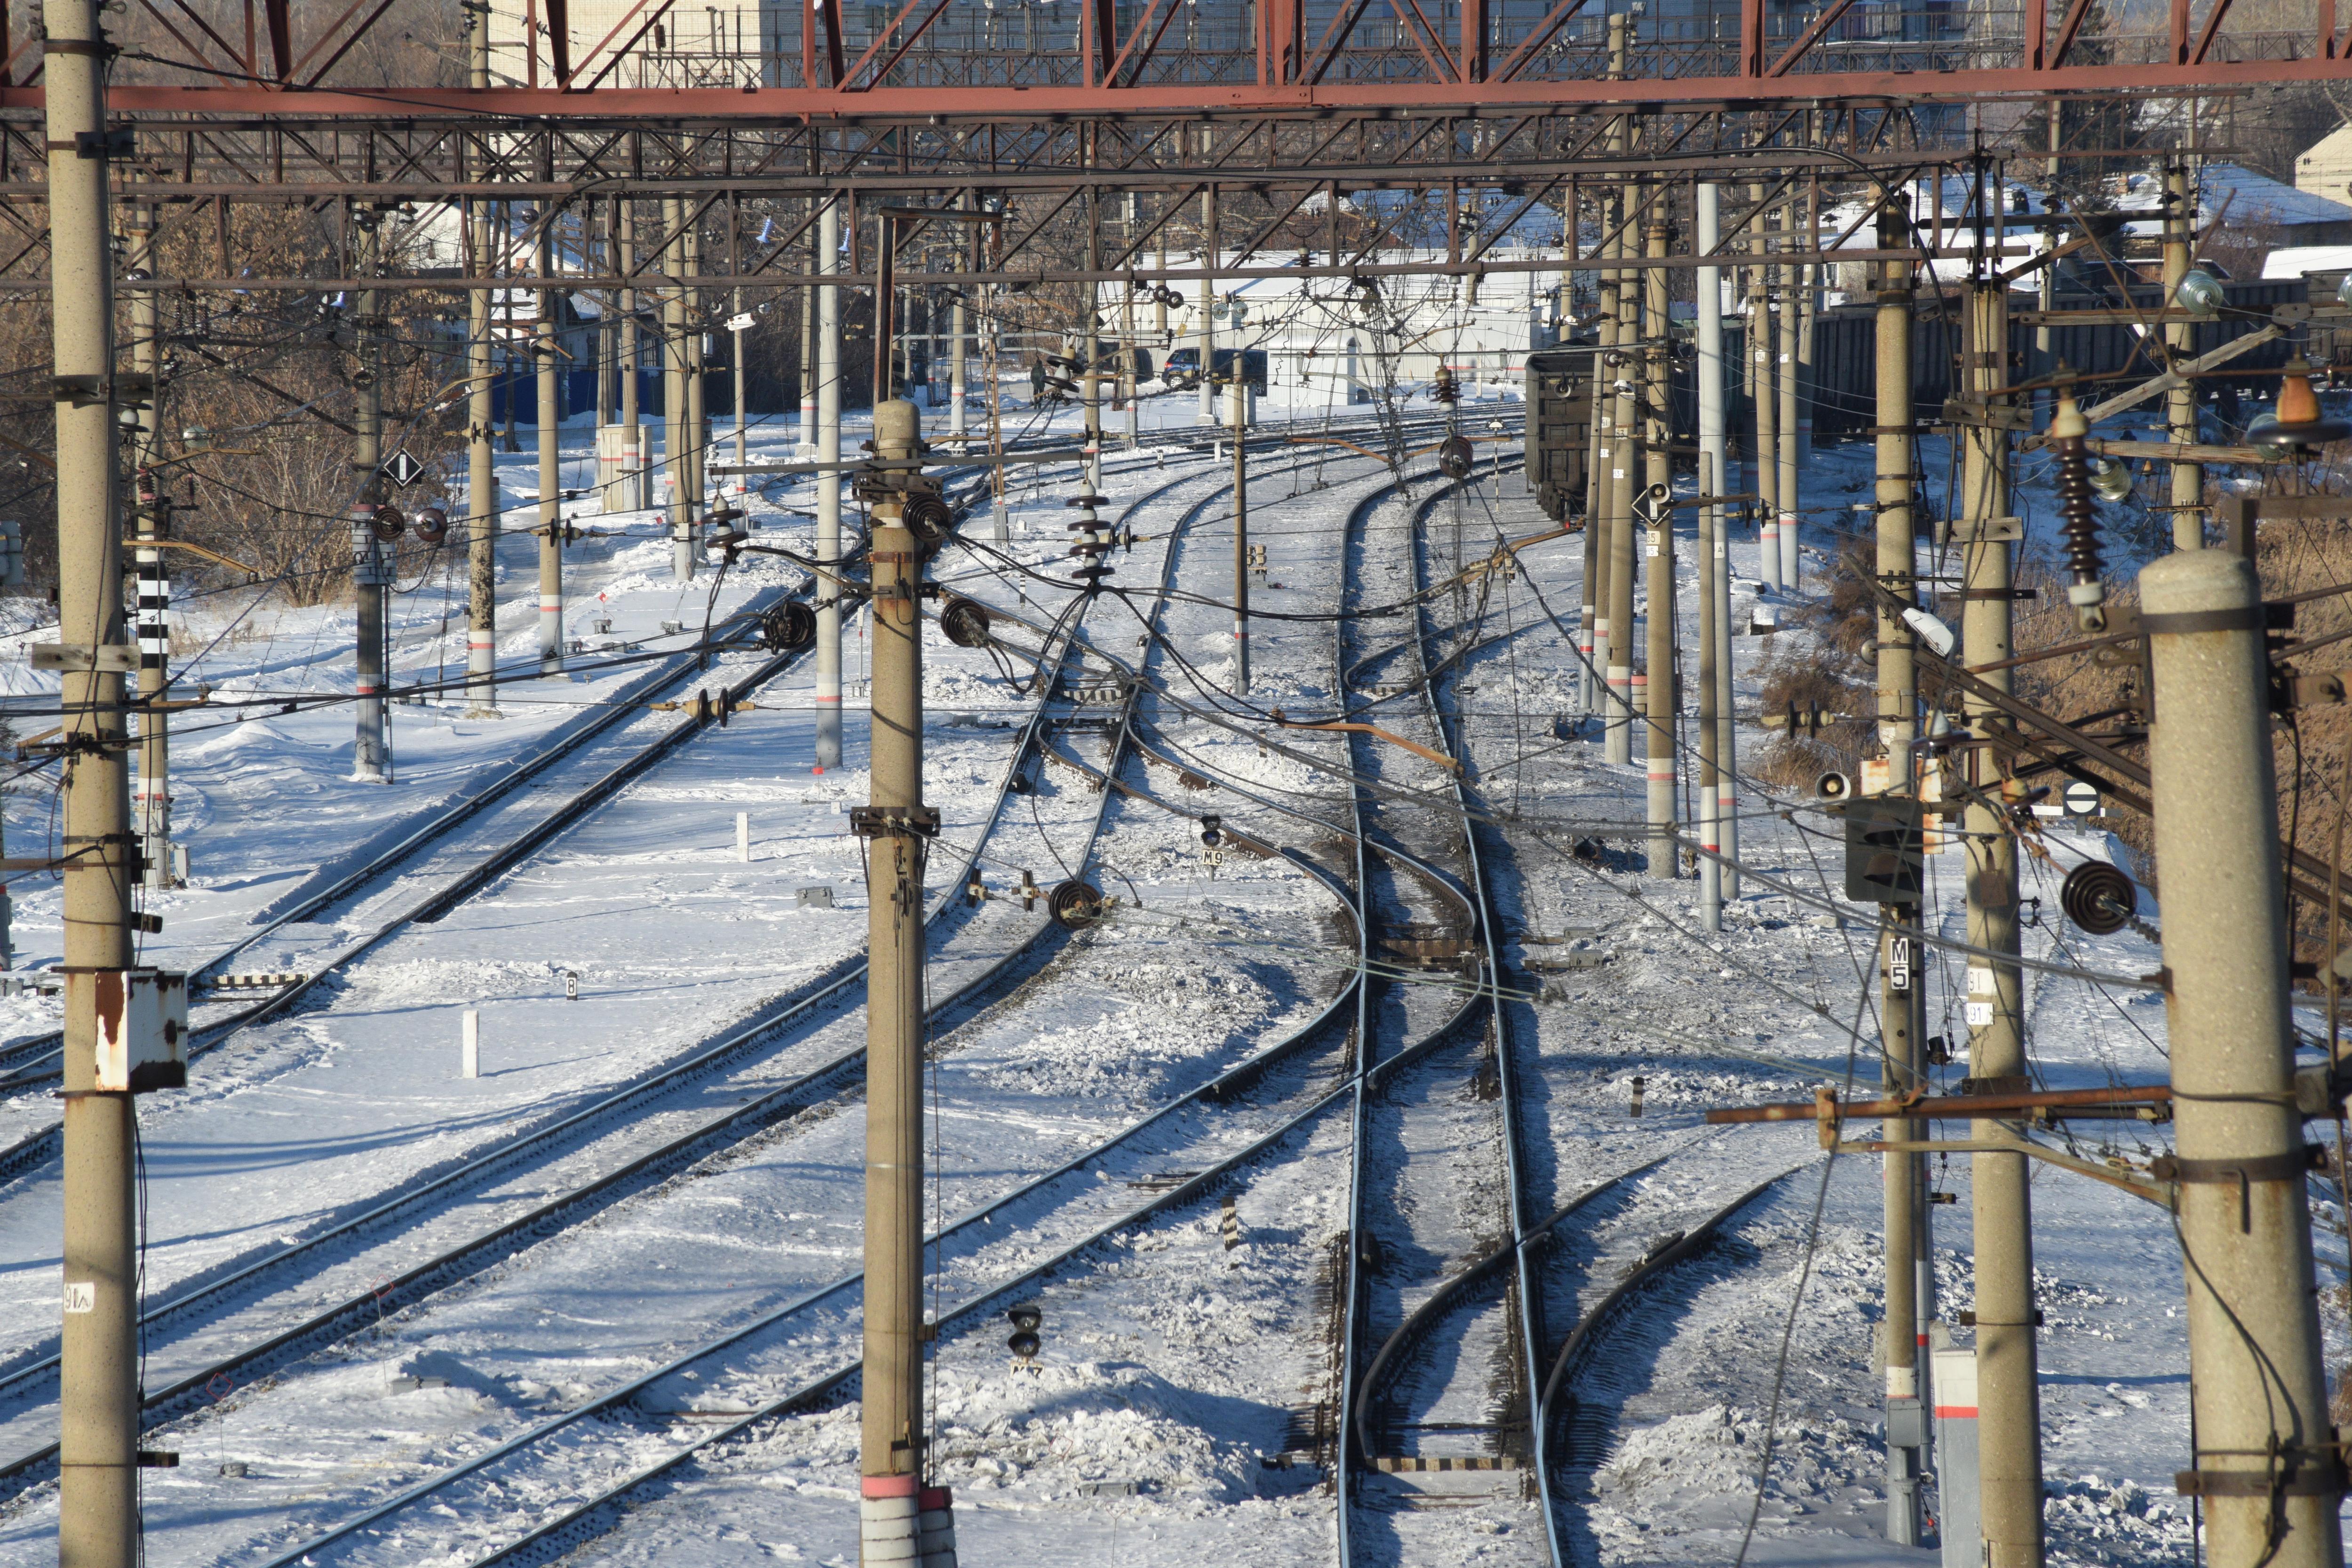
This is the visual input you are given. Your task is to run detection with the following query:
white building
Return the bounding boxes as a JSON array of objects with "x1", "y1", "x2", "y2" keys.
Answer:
[
  {"x1": 2297, "y1": 125, "x2": 2352, "y2": 209},
  {"x1": 1138, "y1": 247, "x2": 1567, "y2": 414},
  {"x1": 485, "y1": 0, "x2": 764, "y2": 88}
]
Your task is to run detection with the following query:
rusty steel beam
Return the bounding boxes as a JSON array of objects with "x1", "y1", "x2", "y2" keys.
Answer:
[
  {"x1": 0, "y1": 53, "x2": 2328, "y2": 118},
  {"x1": 0, "y1": 132, "x2": 1930, "y2": 199},
  {"x1": 4, "y1": 247, "x2": 1919, "y2": 294}
]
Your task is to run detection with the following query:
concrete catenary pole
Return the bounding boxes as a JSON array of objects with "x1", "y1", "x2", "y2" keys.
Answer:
[
  {"x1": 464, "y1": 8, "x2": 500, "y2": 717},
  {"x1": 595, "y1": 206, "x2": 613, "y2": 433},
  {"x1": 1797, "y1": 172, "x2": 1820, "y2": 469},
  {"x1": 1120, "y1": 196, "x2": 1139, "y2": 448},
  {"x1": 1711, "y1": 193, "x2": 1743, "y2": 899},
  {"x1": 1960, "y1": 265, "x2": 2044, "y2": 1568},
  {"x1": 1232, "y1": 361, "x2": 1250, "y2": 696},
  {"x1": 127, "y1": 205, "x2": 179, "y2": 861},
  {"x1": 1642, "y1": 220, "x2": 1676, "y2": 876},
  {"x1": 732, "y1": 285, "x2": 749, "y2": 493},
  {"x1": 2037, "y1": 119, "x2": 2059, "y2": 433},
  {"x1": 48, "y1": 0, "x2": 141, "y2": 1555},
  {"x1": 1197, "y1": 186, "x2": 1218, "y2": 426},
  {"x1": 537, "y1": 212, "x2": 564, "y2": 673},
  {"x1": 351, "y1": 204, "x2": 392, "y2": 780},
  {"x1": 621, "y1": 199, "x2": 642, "y2": 480},
  {"x1": 595, "y1": 205, "x2": 613, "y2": 432},
  {"x1": 1604, "y1": 188, "x2": 1639, "y2": 771},
  {"x1": 1696, "y1": 182, "x2": 1727, "y2": 927},
  {"x1": 1583, "y1": 176, "x2": 1620, "y2": 727},
  {"x1": 1874, "y1": 194, "x2": 1926, "y2": 1546},
  {"x1": 797, "y1": 207, "x2": 818, "y2": 459},
  {"x1": 949, "y1": 225, "x2": 969, "y2": 440},
  {"x1": 1777, "y1": 205, "x2": 1803, "y2": 594},
  {"x1": 2143, "y1": 547, "x2": 2343, "y2": 1568},
  {"x1": 663, "y1": 197, "x2": 695, "y2": 581},
  {"x1": 1085, "y1": 189, "x2": 1105, "y2": 496},
  {"x1": 2163, "y1": 159, "x2": 2202, "y2": 550},
  {"x1": 857, "y1": 397, "x2": 935, "y2": 1564},
  {"x1": 1578, "y1": 343, "x2": 1606, "y2": 718},
  {"x1": 814, "y1": 195, "x2": 844, "y2": 772},
  {"x1": 1599, "y1": 20, "x2": 1632, "y2": 764},
  {"x1": 685, "y1": 220, "x2": 708, "y2": 544},
  {"x1": 1751, "y1": 184, "x2": 1780, "y2": 591}
]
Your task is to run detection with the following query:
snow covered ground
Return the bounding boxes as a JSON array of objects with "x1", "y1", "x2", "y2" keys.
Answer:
[{"x1": 0, "y1": 391, "x2": 2320, "y2": 1568}]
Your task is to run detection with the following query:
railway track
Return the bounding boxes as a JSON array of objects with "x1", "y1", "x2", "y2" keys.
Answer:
[
  {"x1": 0, "y1": 594, "x2": 804, "y2": 1097},
  {"x1": 0, "y1": 444, "x2": 1421, "y2": 1568},
  {"x1": 0, "y1": 427, "x2": 1344, "y2": 1186},
  {"x1": 404, "y1": 449, "x2": 1526, "y2": 1568},
  {"x1": 0, "y1": 429, "x2": 1468, "y2": 1568},
  {"x1": 1402, "y1": 462, "x2": 1830, "y2": 1549},
  {"x1": 1321, "y1": 464, "x2": 1559, "y2": 1560},
  {"x1": 0, "y1": 410, "x2": 1436, "y2": 1098},
  {"x1": 153, "y1": 444, "x2": 1409, "y2": 1568},
  {"x1": 0, "y1": 457, "x2": 1262, "y2": 1504},
  {"x1": 1537, "y1": 1163, "x2": 1807, "y2": 1487}
]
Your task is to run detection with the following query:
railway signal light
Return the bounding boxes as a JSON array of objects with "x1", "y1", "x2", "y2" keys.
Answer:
[
  {"x1": 1199, "y1": 814, "x2": 1223, "y2": 849},
  {"x1": 1007, "y1": 1303, "x2": 1042, "y2": 1365},
  {"x1": 1843, "y1": 797, "x2": 1925, "y2": 904}
]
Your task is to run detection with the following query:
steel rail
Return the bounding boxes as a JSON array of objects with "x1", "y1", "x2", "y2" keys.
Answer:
[
  {"x1": 230, "y1": 430, "x2": 1380, "y2": 1568},
  {"x1": 0, "y1": 593, "x2": 797, "y2": 1084},
  {"x1": 0, "y1": 416, "x2": 1373, "y2": 1115},
  {"x1": 0, "y1": 622, "x2": 815, "y2": 1097},
  {"x1": 0, "y1": 418, "x2": 1275, "y2": 1089},
  {"x1": 1535, "y1": 1164, "x2": 1814, "y2": 1458},
  {"x1": 1405, "y1": 468, "x2": 1565, "y2": 1560},
  {"x1": 0, "y1": 461, "x2": 1244, "y2": 1500},
  {"x1": 0, "y1": 443, "x2": 1025, "y2": 1090},
  {"x1": 1323, "y1": 464, "x2": 1518, "y2": 1561},
  {"x1": 455, "y1": 461, "x2": 1463, "y2": 1568},
  {"x1": 448, "y1": 936, "x2": 1373, "y2": 1568},
  {"x1": 1353, "y1": 1156, "x2": 1677, "y2": 1441}
]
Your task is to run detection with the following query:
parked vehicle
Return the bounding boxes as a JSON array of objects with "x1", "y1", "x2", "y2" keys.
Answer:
[{"x1": 1161, "y1": 346, "x2": 1267, "y2": 394}]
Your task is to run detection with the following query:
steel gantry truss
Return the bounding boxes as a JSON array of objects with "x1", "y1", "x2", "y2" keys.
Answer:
[{"x1": 0, "y1": 0, "x2": 2343, "y2": 113}]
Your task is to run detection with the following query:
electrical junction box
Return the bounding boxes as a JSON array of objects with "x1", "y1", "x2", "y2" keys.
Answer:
[{"x1": 87, "y1": 968, "x2": 188, "y2": 1092}]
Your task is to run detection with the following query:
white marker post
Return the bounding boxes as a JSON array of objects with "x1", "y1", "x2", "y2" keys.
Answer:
[
  {"x1": 461, "y1": 1010, "x2": 481, "y2": 1079},
  {"x1": 737, "y1": 811, "x2": 752, "y2": 863}
]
